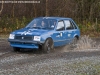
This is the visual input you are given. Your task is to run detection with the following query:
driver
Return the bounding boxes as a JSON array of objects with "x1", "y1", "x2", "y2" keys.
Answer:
[{"x1": 41, "y1": 21, "x2": 46, "y2": 27}]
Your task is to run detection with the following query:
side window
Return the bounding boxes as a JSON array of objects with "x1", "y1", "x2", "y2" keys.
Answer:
[
  {"x1": 64, "y1": 20, "x2": 74, "y2": 30},
  {"x1": 56, "y1": 21, "x2": 65, "y2": 31},
  {"x1": 70, "y1": 21, "x2": 77, "y2": 29}
]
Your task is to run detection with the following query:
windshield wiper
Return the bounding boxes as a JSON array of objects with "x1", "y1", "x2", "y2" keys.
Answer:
[
  {"x1": 26, "y1": 26, "x2": 49, "y2": 29},
  {"x1": 40, "y1": 27, "x2": 47, "y2": 29},
  {"x1": 32, "y1": 26, "x2": 41, "y2": 29},
  {"x1": 26, "y1": 26, "x2": 41, "y2": 29}
]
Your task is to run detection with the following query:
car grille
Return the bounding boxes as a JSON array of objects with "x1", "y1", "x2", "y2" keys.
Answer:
[{"x1": 15, "y1": 35, "x2": 33, "y2": 41}]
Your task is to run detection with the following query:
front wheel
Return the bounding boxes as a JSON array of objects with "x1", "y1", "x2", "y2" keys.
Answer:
[
  {"x1": 42, "y1": 38, "x2": 54, "y2": 53},
  {"x1": 13, "y1": 47, "x2": 20, "y2": 52}
]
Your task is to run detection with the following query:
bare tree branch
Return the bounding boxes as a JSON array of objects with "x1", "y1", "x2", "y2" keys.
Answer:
[
  {"x1": 46, "y1": 0, "x2": 49, "y2": 16},
  {"x1": 0, "y1": 0, "x2": 4, "y2": 16}
]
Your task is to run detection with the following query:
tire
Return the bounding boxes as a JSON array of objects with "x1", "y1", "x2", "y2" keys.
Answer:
[
  {"x1": 73, "y1": 37, "x2": 78, "y2": 45},
  {"x1": 71, "y1": 37, "x2": 78, "y2": 47},
  {"x1": 13, "y1": 47, "x2": 20, "y2": 52},
  {"x1": 42, "y1": 38, "x2": 54, "y2": 53}
]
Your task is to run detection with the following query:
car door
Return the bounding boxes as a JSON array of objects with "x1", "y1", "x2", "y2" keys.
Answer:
[
  {"x1": 53, "y1": 20, "x2": 66, "y2": 46},
  {"x1": 64, "y1": 20, "x2": 75, "y2": 44}
]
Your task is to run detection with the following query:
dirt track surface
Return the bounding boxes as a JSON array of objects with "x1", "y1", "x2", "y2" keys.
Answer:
[{"x1": 0, "y1": 39, "x2": 100, "y2": 75}]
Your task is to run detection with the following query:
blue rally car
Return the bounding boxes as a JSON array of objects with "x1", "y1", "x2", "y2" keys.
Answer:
[{"x1": 8, "y1": 17, "x2": 80, "y2": 53}]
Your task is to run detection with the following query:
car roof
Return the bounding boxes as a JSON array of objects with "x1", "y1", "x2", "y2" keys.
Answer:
[{"x1": 34, "y1": 17, "x2": 72, "y2": 21}]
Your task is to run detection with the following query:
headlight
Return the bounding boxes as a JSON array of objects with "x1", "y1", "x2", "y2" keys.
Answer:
[
  {"x1": 9, "y1": 34, "x2": 15, "y2": 39},
  {"x1": 34, "y1": 36, "x2": 41, "y2": 41}
]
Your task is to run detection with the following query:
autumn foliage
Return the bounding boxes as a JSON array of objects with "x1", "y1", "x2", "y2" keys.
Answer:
[{"x1": 0, "y1": 0, "x2": 100, "y2": 36}]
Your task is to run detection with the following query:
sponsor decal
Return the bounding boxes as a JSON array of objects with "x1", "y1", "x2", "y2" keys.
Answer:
[
  {"x1": 68, "y1": 34, "x2": 71, "y2": 37},
  {"x1": 17, "y1": 30, "x2": 32, "y2": 35}
]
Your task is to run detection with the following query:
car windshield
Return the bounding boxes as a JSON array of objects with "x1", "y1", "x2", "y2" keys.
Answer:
[{"x1": 26, "y1": 18, "x2": 57, "y2": 30}]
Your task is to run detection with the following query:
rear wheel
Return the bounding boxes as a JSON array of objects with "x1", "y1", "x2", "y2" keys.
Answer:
[
  {"x1": 13, "y1": 47, "x2": 20, "y2": 52},
  {"x1": 73, "y1": 37, "x2": 78, "y2": 44},
  {"x1": 71, "y1": 37, "x2": 78, "y2": 47},
  {"x1": 42, "y1": 38, "x2": 54, "y2": 53}
]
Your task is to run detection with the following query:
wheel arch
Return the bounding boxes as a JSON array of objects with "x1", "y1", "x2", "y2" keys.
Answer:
[
  {"x1": 42, "y1": 37, "x2": 54, "y2": 53},
  {"x1": 74, "y1": 35, "x2": 80, "y2": 40},
  {"x1": 39, "y1": 37, "x2": 54, "y2": 49},
  {"x1": 45, "y1": 37, "x2": 54, "y2": 43}
]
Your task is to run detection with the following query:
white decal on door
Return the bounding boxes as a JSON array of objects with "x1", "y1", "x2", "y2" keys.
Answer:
[{"x1": 68, "y1": 34, "x2": 71, "y2": 37}]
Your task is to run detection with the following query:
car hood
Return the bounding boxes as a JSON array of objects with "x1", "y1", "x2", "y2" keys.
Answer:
[{"x1": 13, "y1": 28, "x2": 51, "y2": 36}]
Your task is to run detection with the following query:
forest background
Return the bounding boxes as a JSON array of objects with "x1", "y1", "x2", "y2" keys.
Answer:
[{"x1": 0, "y1": 0, "x2": 100, "y2": 37}]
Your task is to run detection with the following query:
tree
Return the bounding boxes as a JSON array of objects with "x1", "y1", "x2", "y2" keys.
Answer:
[
  {"x1": 46, "y1": 0, "x2": 49, "y2": 16},
  {"x1": 0, "y1": 0, "x2": 4, "y2": 16}
]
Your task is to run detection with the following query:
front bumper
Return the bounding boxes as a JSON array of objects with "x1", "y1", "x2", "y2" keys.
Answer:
[{"x1": 8, "y1": 39, "x2": 44, "y2": 49}]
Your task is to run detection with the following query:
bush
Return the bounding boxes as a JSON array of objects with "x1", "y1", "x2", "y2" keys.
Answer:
[{"x1": 0, "y1": 16, "x2": 32, "y2": 34}]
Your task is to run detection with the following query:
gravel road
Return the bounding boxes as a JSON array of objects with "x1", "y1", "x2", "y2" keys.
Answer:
[{"x1": 0, "y1": 38, "x2": 100, "y2": 75}]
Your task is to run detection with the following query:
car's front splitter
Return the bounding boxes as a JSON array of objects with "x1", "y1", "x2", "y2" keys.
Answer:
[{"x1": 10, "y1": 42, "x2": 39, "y2": 49}]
